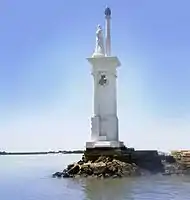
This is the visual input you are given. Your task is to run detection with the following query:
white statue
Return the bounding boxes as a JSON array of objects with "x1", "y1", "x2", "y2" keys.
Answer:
[{"x1": 93, "y1": 25, "x2": 105, "y2": 57}]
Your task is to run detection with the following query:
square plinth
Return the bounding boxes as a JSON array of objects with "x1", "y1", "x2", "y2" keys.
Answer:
[{"x1": 86, "y1": 141, "x2": 124, "y2": 149}]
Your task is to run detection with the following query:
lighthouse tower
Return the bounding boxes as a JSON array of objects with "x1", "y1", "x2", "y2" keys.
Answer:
[{"x1": 86, "y1": 7, "x2": 124, "y2": 149}]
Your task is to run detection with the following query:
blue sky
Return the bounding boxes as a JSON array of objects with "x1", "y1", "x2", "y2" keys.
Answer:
[{"x1": 0, "y1": 0, "x2": 190, "y2": 152}]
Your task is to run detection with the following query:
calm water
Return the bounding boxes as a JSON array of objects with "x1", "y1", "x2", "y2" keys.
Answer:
[{"x1": 1, "y1": 154, "x2": 190, "y2": 200}]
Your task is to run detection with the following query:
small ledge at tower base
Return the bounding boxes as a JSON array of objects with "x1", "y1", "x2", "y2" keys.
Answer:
[{"x1": 86, "y1": 141, "x2": 124, "y2": 149}]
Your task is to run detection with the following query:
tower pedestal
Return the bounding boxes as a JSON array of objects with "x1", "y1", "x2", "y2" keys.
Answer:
[{"x1": 86, "y1": 56, "x2": 124, "y2": 150}]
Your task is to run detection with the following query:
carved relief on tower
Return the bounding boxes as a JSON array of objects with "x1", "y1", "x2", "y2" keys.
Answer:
[{"x1": 98, "y1": 72, "x2": 109, "y2": 86}]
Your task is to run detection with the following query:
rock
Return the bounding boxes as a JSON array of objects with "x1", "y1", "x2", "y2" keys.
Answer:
[
  {"x1": 77, "y1": 160, "x2": 84, "y2": 165},
  {"x1": 115, "y1": 168, "x2": 123, "y2": 177},
  {"x1": 62, "y1": 169, "x2": 68, "y2": 173},
  {"x1": 62, "y1": 171, "x2": 71, "y2": 178},
  {"x1": 98, "y1": 174, "x2": 103, "y2": 178},
  {"x1": 162, "y1": 170, "x2": 171, "y2": 176},
  {"x1": 68, "y1": 164, "x2": 80, "y2": 175},
  {"x1": 106, "y1": 161, "x2": 117, "y2": 173},
  {"x1": 80, "y1": 164, "x2": 93, "y2": 176},
  {"x1": 94, "y1": 156, "x2": 111, "y2": 163},
  {"x1": 67, "y1": 163, "x2": 75, "y2": 170},
  {"x1": 52, "y1": 169, "x2": 72, "y2": 178},
  {"x1": 91, "y1": 161, "x2": 107, "y2": 175},
  {"x1": 117, "y1": 174, "x2": 122, "y2": 178},
  {"x1": 80, "y1": 164, "x2": 89, "y2": 171},
  {"x1": 104, "y1": 173, "x2": 110, "y2": 178},
  {"x1": 52, "y1": 172, "x2": 63, "y2": 178}
]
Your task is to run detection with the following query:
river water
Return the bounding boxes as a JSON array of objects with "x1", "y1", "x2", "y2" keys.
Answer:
[{"x1": 0, "y1": 154, "x2": 190, "y2": 200}]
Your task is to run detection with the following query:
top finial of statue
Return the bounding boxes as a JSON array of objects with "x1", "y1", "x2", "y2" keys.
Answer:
[{"x1": 105, "y1": 7, "x2": 111, "y2": 17}]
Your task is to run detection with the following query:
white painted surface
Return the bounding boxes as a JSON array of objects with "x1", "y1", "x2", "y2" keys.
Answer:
[
  {"x1": 86, "y1": 57, "x2": 124, "y2": 148},
  {"x1": 105, "y1": 15, "x2": 111, "y2": 56}
]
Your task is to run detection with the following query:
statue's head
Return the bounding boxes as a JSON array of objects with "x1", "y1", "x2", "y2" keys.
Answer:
[{"x1": 97, "y1": 24, "x2": 102, "y2": 30}]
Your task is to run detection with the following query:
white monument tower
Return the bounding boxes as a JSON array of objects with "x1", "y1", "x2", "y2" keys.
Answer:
[{"x1": 86, "y1": 7, "x2": 124, "y2": 149}]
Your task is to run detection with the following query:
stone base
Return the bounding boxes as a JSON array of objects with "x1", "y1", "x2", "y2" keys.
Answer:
[
  {"x1": 52, "y1": 149, "x2": 167, "y2": 179},
  {"x1": 84, "y1": 144, "x2": 134, "y2": 163},
  {"x1": 86, "y1": 141, "x2": 124, "y2": 149},
  {"x1": 53, "y1": 154, "x2": 142, "y2": 179}
]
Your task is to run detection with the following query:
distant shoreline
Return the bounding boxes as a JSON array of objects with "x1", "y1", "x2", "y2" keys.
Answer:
[{"x1": 0, "y1": 150, "x2": 84, "y2": 155}]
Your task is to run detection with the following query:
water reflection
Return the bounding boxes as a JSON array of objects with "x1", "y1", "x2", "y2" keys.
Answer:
[{"x1": 81, "y1": 178, "x2": 135, "y2": 200}]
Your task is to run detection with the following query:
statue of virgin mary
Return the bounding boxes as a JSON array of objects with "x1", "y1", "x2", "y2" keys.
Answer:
[{"x1": 93, "y1": 25, "x2": 105, "y2": 57}]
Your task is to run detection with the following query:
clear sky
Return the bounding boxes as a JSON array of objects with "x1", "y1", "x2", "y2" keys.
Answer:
[{"x1": 0, "y1": 0, "x2": 190, "y2": 152}]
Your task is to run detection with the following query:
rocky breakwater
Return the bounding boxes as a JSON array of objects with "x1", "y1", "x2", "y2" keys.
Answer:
[
  {"x1": 162, "y1": 150, "x2": 190, "y2": 175},
  {"x1": 52, "y1": 155, "x2": 142, "y2": 179}
]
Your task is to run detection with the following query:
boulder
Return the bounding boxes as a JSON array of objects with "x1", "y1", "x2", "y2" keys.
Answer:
[
  {"x1": 112, "y1": 174, "x2": 119, "y2": 178},
  {"x1": 106, "y1": 161, "x2": 117, "y2": 174},
  {"x1": 67, "y1": 163, "x2": 75, "y2": 170},
  {"x1": 77, "y1": 160, "x2": 84, "y2": 165},
  {"x1": 91, "y1": 161, "x2": 107, "y2": 175},
  {"x1": 52, "y1": 172, "x2": 63, "y2": 178},
  {"x1": 68, "y1": 164, "x2": 80, "y2": 175},
  {"x1": 62, "y1": 171, "x2": 71, "y2": 178},
  {"x1": 94, "y1": 156, "x2": 111, "y2": 163},
  {"x1": 104, "y1": 173, "x2": 110, "y2": 178},
  {"x1": 80, "y1": 164, "x2": 93, "y2": 175}
]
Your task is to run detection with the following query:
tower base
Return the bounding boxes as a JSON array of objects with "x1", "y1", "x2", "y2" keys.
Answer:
[{"x1": 86, "y1": 141, "x2": 124, "y2": 149}]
